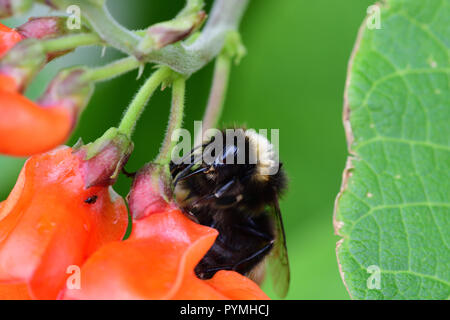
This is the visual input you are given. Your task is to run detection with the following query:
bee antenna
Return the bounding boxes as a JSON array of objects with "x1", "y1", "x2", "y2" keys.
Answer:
[
  {"x1": 174, "y1": 167, "x2": 208, "y2": 187},
  {"x1": 171, "y1": 143, "x2": 208, "y2": 174}
]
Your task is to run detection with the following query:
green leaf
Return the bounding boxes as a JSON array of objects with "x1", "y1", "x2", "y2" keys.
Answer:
[{"x1": 334, "y1": 0, "x2": 449, "y2": 300}]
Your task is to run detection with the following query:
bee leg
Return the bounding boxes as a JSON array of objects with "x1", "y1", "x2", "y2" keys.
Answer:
[
  {"x1": 235, "y1": 224, "x2": 273, "y2": 241},
  {"x1": 197, "y1": 242, "x2": 273, "y2": 278},
  {"x1": 197, "y1": 266, "x2": 234, "y2": 278},
  {"x1": 215, "y1": 195, "x2": 243, "y2": 207},
  {"x1": 191, "y1": 193, "x2": 215, "y2": 207},
  {"x1": 214, "y1": 179, "x2": 235, "y2": 198},
  {"x1": 173, "y1": 165, "x2": 207, "y2": 187},
  {"x1": 232, "y1": 241, "x2": 274, "y2": 270},
  {"x1": 171, "y1": 143, "x2": 208, "y2": 175},
  {"x1": 192, "y1": 179, "x2": 240, "y2": 207}
]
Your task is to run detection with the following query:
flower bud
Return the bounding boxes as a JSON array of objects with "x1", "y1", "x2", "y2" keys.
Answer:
[
  {"x1": 73, "y1": 128, "x2": 134, "y2": 188},
  {"x1": 127, "y1": 163, "x2": 176, "y2": 220},
  {"x1": 0, "y1": 0, "x2": 33, "y2": 19},
  {"x1": 138, "y1": 11, "x2": 206, "y2": 53},
  {"x1": 17, "y1": 16, "x2": 70, "y2": 39},
  {"x1": 38, "y1": 67, "x2": 94, "y2": 115},
  {"x1": 16, "y1": 16, "x2": 90, "y2": 61},
  {"x1": 0, "y1": 38, "x2": 46, "y2": 91}
]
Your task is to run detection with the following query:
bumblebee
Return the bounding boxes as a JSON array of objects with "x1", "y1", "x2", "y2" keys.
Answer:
[{"x1": 170, "y1": 128, "x2": 290, "y2": 297}]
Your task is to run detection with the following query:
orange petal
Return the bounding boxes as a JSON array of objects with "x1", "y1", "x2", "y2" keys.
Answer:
[
  {"x1": 0, "y1": 74, "x2": 19, "y2": 93},
  {"x1": 63, "y1": 210, "x2": 218, "y2": 300},
  {"x1": 170, "y1": 272, "x2": 229, "y2": 300},
  {"x1": 206, "y1": 271, "x2": 270, "y2": 300},
  {"x1": 0, "y1": 23, "x2": 22, "y2": 58},
  {"x1": 0, "y1": 282, "x2": 31, "y2": 300},
  {"x1": 0, "y1": 147, "x2": 128, "y2": 299},
  {"x1": 63, "y1": 210, "x2": 269, "y2": 300},
  {"x1": 0, "y1": 91, "x2": 73, "y2": 156}
]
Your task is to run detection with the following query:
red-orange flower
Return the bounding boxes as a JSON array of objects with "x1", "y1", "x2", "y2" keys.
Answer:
[
  {"x1": 0, "y1": 19, "x2": 93, "y2": 157},
  {"x1": 0, "y1": 23, "x2": 22, "y2": 57},
  {"x1": 0, "y1": 147, "x2": 129, "y2": 299},
  {"x1": 62, "y1": 209, "x2": 269, "y2": 300},
  {"x1": 0, "y1": 80, "x2": 74, "y2": 156}
]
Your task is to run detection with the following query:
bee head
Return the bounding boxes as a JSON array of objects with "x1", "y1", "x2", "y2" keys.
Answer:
[{"x1": 171, "y1": 128, "x2": 286, "y2": 209}]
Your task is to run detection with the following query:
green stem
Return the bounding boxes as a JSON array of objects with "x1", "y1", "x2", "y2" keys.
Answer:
[
  {"x1": 179, "y1": 0, "x2": 205, "y2": 16},
  {"x1": 43, "y1": 0, "x2": 248, "y2": 76},
  {"x1": 141, "y1": 0, "x2": 249, "y2": 76},
  {"x1": 77, "y1": 0, "x2": 142, "y2": 57},
  {"x1": 41, "y1": 33, "x2": 101, "y2": 52},
  {"x1": 155, "y1": 77, "x2": 186, "y2": 164},
  {"x1": 118, "y1": 67, "x2": 172, "y2": 137},
  {"x1": 82, "y1": 56, "x2": 141, "y2": 83},
  {"x1": 195, "y1": 53, "x2": 231, "y2": 145}
]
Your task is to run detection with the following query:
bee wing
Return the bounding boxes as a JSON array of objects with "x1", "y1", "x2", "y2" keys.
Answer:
[{"x1": 267, "y1": 196, "x2": 290, "y2": 298}]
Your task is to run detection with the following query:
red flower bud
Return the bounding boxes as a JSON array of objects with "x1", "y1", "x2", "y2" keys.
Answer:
[
  {"x1": 127, "y1": 163, "x2": 176, "y2": 220},
  {"x1": 137, "y1": 11, "x2": 206, "y2": 54},
  {"x1": 16, "y1": 17, "x2": 88, "y2": 61},
  {"x1": 16, "y1": 17, "x2": 68, "y2": 40},
  {"x1": 0, "y1": 147, "x2": 128, "y2": 299},
  {"x1": 73, "y1": 128, "x2": 134, "y2": 188}
]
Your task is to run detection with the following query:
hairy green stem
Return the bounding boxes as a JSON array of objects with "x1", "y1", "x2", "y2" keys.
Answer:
[
  {"x1": 155, "y1": 77, "x2": 186, "y2": 164},
  {"x1": 118, "y1": 67, "x2": 172, "y2": 137},
  {"x1": 139, "y1": 0, "x2": 249, "y2": 76},
  {"x1": 43, "y1": 0, "x2": 248, "y2": 76},
  {"x1": 82, "y1": 56, "x2": 141, "y2": 83},
  {"x1": 79, "y1": 1, "x2": 141, "y2": 57},
  {"x1": 180, "y1": 0, "x2": 205, "y2": 15},
  {"x1": 41, "y1": 33, "x2": 101, "y2": 52}
]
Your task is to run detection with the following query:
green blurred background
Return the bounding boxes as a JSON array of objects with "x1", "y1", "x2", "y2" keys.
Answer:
[{"x1": 1, "y1": 0, "x2": 375, "y2": 299}]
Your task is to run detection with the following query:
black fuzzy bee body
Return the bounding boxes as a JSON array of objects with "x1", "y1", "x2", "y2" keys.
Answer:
[
  {"x1": 170, "y1": 128, "x2": 290, "y2": 297},
  {"x1": 193, "y1": 205, "x2": 275, "y2": 279}
]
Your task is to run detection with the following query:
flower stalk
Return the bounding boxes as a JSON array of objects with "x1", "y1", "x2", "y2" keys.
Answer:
[
  {"x1": 118, "y1": 67, "x2": 172, "y2": 137},
  {"x1": 82, "y1": 56, "x2": 141, "y2": 83},
  {"x1": 196, "y1": 31, "x2": 246, "y2": 145},
  {"x1": 41, "y1": 0, "x2": 249, "y2": 76},
  {"x1": 155, "y1": 76, "x2": 186, "y2": 165},
  {"x1": 40, "y1": 33, "x2": 101, "y2": 53}
]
